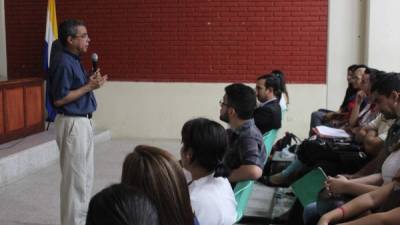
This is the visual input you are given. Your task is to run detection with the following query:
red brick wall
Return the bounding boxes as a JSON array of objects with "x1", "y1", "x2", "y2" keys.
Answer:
[{"x1": 5, "y1": 0, "x2": 327, "y2": 83}]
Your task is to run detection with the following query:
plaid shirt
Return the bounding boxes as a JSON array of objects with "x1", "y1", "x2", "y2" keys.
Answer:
[{"x1": 223, "y1": 119, "x2": 266, "y2": 171}]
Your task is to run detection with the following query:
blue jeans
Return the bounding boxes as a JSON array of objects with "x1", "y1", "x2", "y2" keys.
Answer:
[
  {"x1": 303, "y1": 202, "x2": 320, "y2": 225},
  {"x1": 281, "y1": 158, "x2": 305, "y2": 177}
]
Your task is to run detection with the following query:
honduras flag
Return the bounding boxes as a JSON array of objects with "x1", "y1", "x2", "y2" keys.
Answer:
[{"x1": 43, "y1": 0, "x2": 58, "y2": 126}]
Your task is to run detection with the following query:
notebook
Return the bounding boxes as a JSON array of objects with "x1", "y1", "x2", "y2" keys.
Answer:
[
  {"x1": 315, "y1": 125, "x2": 351, "y2": 138},
  {"x1": 290, "y1": 167, "x2": 328, "y2": 207}
]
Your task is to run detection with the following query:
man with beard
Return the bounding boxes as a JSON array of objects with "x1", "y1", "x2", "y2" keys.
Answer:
[
  {"x1": 217, "y1": 83, "x2": 266, "y2": 184},
  {"x1": 254, "y1": 74, "x2": 282, "y2": 135}
]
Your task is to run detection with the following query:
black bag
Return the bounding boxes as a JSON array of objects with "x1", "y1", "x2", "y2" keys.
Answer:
[
  {"x1": 272, "y1": 132, "x2": 301, "y2": 153},
  {"x1": 296, "y1": 138, "x2": 368, "y2": 175},
  {"x1": 262, "y1": 132, "x2": 300, "y2": 178}
]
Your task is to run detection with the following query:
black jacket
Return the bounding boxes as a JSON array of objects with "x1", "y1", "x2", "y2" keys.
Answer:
[{"x1": 254, "y1": 99, "x2": 282, "y2": 135}]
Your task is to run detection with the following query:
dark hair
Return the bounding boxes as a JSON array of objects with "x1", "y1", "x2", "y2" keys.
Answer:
[
  {"x1": 86, "y1": 184, "x2": 159, "y2": 225},
  {"x1": 365, "y1": 67, "x2": 387, "y2": 87},
  {"x1": 121, "y1": 145, "x2": 195, "y2": 225},
  {"x1": 347, "y1": 64, "x2": 358, "y2": 72},
  {"x1": 353, "y1": 64, "x2": 369, "y2": 71},
  {"x1": 271, "y1": 70, "x2": 289, "y2": 103},
  {"x1": 181, "y1": 118, "x2": 229, "y2": 176},
  {"x1": 225, "y1": 83, "x2": 256, "y2": 120},
  {"x1": 371, "y1": 72, "x2": 400, "y2": 97},
  {"x1": 257, "y1": 73, "x2": 283, "y2": 100},
  {"x1": 58, "y1": 19, "x2": 86, "y2": 47}
]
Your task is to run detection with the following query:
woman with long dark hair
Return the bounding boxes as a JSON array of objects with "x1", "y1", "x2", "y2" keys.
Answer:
[{"x1": 121, "y1": 145, "x2": 196, "y2": 225}]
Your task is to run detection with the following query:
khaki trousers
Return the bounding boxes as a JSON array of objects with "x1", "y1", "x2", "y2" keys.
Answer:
[{"x1": 55, "y1": 115, "x2": 94, "y2": 225}]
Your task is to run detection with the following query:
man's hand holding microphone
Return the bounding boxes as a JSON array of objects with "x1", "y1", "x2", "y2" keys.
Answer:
[{"x1": 88, "y1": 53, "x2": 108, "y2": 90}]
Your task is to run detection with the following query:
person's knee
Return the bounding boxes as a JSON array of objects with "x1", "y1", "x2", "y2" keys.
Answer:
[
  {"x1": 311, "y1": 111, "x2": 324, "y2": 120},
  {"x1": 303, "y1": 202, "x2": 319, "y2": 225},
  {"x1": 310, "y1": 110, "x2": 326, "y2": 128}
]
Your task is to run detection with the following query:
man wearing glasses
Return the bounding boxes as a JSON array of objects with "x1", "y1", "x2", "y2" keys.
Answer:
[
  {"x1": 49, "y1": 19, "x2": 107, "y2": 225},
  {"x1": 217, "y1": 83, "x2": 266, "y2": 185}
]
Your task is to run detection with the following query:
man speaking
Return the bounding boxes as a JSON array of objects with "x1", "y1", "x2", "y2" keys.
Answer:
[{"x1": 49, "y1": 19, "x2": 107, "y2": 225}]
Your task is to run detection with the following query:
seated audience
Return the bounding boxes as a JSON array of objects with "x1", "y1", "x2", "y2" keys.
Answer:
[
  {"x1": 254, "y1": 74, "x2": 282, "y2": 135},
  {"x1": 180, "y1": 118, "x2": 237, "y2": 225},
  {"x1": 217, "y1": 83, "x2": 266, "y2": 183},
  {"x1": 269, "y1": 68, "x2": 387, "y2": 185},
  {"x1": 309, "y1": 64, "x2": 362, "y2": 135},
  {"x1": 326, "y1": 75, "x2": 400, "y2": 190},
  {"x1": 343, "y1": 72, "x2": 399, "y2": 179},
  {"x1": 86, "y1": 184, "x2": 159, "y2": 225},
  {"x1": 303, "y1": 72, "x2": 400, "y2": 225},
  {"x1": 121, "y1": 145, "x2": 196, "y2": 225}
]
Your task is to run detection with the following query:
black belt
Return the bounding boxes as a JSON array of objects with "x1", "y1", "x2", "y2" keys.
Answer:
[{"x1": 59, "y1": 112, "x2": 92, "y2": 119}]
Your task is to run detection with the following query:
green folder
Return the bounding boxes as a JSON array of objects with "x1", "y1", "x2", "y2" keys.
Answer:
[{"x1": 290, "y1": 167, "x2": 327, "y2": 207}]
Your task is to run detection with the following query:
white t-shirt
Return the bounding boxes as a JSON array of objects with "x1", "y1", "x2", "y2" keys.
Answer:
[
  {"x1": 382, "y1": 150, "x2": 400, "y2": 183},
  {"x1": 279, "y1": 95, "x2": 288, "y2": 112},
  {"x1": 366, "y1": 113, "x2": 395, "y2": 141},
  {"x1": 189, "y1": 173, "x2": 237, "y2": 225}
]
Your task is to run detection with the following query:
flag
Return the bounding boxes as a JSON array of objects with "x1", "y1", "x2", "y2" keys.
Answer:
[{"x1": 43, "y1": 0, "x2": 58, "y2": 124}]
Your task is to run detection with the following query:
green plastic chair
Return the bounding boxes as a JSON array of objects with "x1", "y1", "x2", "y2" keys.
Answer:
[
  {"x1": 263, "y1": 129, "x2": 278, "y2": 161},
  {"x1": 233, "y1": 130, "x2": 278, "y2": 223},
  {"x1": 233, "y1": 129, "x2": 279, "y2": 223},
  {"x1": 233, "y1": 179, "x2": 255, "y2": 223}
]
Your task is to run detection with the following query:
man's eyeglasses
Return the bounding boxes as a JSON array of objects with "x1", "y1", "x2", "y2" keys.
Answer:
[{"x1": 219, "y1": 100, "x2": 229, "y2": 107}]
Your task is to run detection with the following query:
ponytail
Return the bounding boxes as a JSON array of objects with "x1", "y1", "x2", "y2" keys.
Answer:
[{"x1": 214, "y1": 160, "x2": 231, "y2": 178}]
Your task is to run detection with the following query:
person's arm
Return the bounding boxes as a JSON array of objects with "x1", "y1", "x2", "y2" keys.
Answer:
[
  {"x1": 54, "y1": 70, "x2": 107, "y2": 107},
  {"x1": 338, "y1": 207, "x2": 400, "y2": 225},
  {"x1": 317, "y1": 182, "x2": 395, "y2": 225},
  {"x1": 354, "y1": 127, "x2": 369, "y2": 143},
  {"x1": 348, "y1": 91, "x2": 366, "y2": 128},
  {"x1": 228, "y1": 165, "x2": 262, "y2": 182},
  {"x1": 350, "y1": 173, "x2": 383, "y2": 185},
  {"x1": 363, "y1": 131, "x2": 384, "y2": 156},
  {"x1": 357, "y1": 114, "x2": 381, "y2": 139},
  {"x1": 325, "y1": 174, "x2": 383, "y2": 196}
]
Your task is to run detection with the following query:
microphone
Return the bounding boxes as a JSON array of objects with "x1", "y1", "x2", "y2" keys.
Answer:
[{"x1": 91, "y1": 53, "x2": 99, "y2": 72}]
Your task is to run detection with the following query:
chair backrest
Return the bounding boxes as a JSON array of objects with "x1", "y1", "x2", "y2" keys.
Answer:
[
  {"x1": 233, "y1": 130, "x2": 278, "y2": 223},
  {"x1": 263, "y1": 129, "x2": 278, "y2": 160},
  {"x1": 233, "y1": 180, "x2": 255, "y2": 223}
]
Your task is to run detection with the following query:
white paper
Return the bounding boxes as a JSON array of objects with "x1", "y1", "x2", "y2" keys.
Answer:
[{"x1": 315, "y1": 125, "x2": 350, "y2": 138}]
